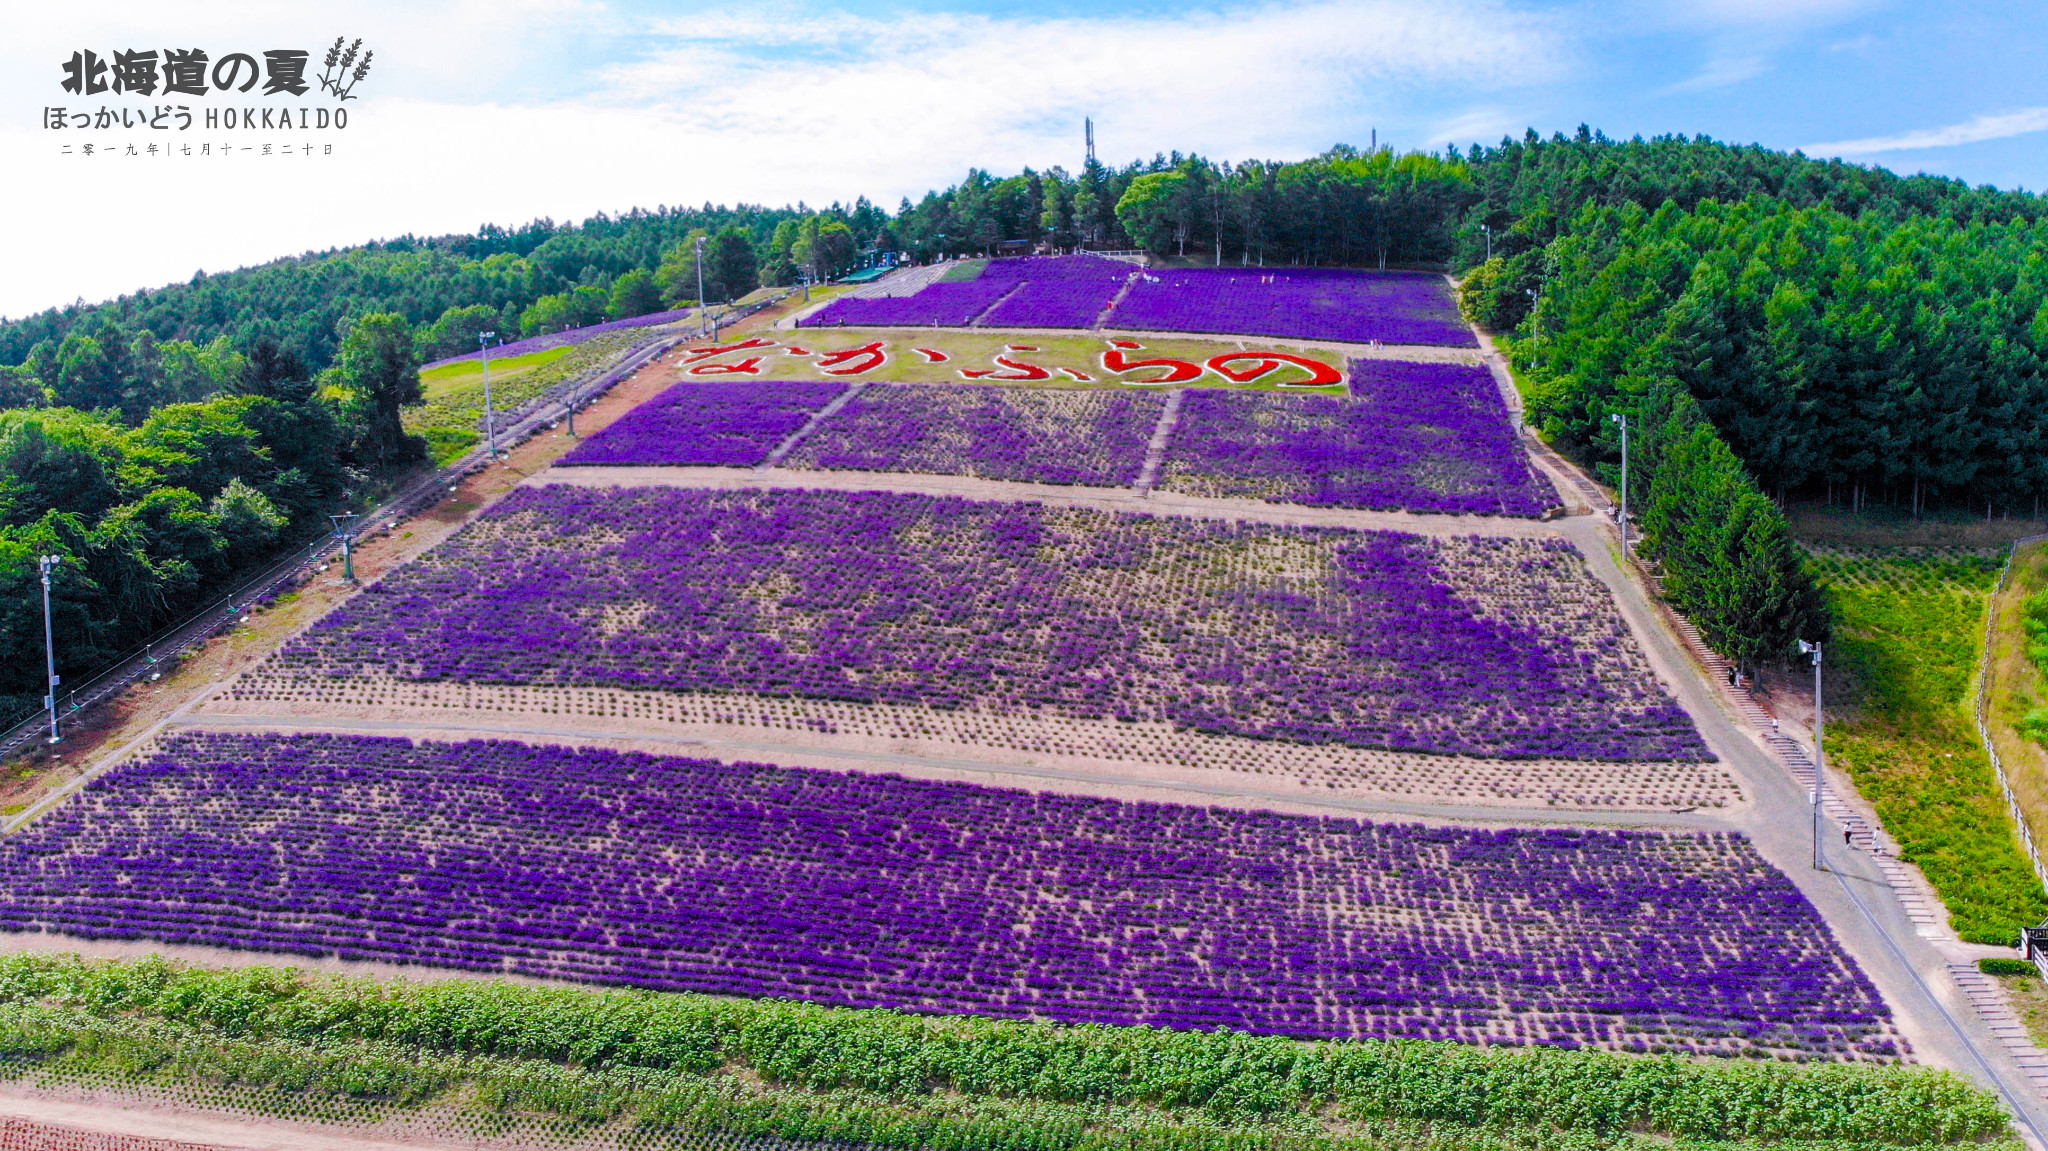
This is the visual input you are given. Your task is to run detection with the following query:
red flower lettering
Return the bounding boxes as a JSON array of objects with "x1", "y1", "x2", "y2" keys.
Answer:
[
  {"x1": 1102, "y1": 349, "x2": 1202, "y2": 384},
  {"x1": 1206, "y1": 352, "x2": 1342, "y2": 388},
  {"x1": 689, "y1": 357, "x2": 766, "y2": 375},
  {"x1": 819, "y1": 341, "x2": 889, "y2": 375},
  {"x1": 682, "y1": 337, "x2": 776, "y2": 364}
]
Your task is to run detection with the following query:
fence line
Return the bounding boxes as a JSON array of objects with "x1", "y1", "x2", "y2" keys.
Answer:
[{"x1": 1976, "y1": 534, "x2": 2048, "y2": 903}]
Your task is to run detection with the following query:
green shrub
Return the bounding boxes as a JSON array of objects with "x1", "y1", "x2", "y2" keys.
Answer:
[
  {"x1": 1981, "y1": 958, "x2": 2037, "y2": 977},
  {"x1": 0, "y1": 953, "x2": 2014, "y2": 1149}
]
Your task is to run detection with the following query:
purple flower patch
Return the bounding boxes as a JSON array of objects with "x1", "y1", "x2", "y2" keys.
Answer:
[
  {"x1": 784, "y1": 384, "x2": 1163, "y2": 485},
  {"x1": 0, "y1": 730, "x2": 1892, "y2": 1057},
  {"x1": 1108, "y1": 268, "x2": 1474, "y2": 346},
  {"x1": 556, "y1": 380, "x2": 847, "y2": 468},
  {"x1": 276, "y1": 487, "x2": 1708, "y2": 762},
  {"x1": 1159, "y1": 361, "x2": 1556, "y2": 516}
]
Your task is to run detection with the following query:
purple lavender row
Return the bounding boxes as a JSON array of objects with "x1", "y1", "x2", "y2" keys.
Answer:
[
  {"x1": 556, "y1": 380, "x2": 847, "y2": 468},
  {"x1": 782, "y1": 384, "x2": 1163, "y2": 485},
  {"x1": 806, "y1": 282, "x2": 1013, "y2": 327},
  {"x1": 0, "y1": 730, "x2": 1893, "y2": 1057},
  {"x1": 1108, "y1": 268, "x2": 1475, "y2": 347},
  {"x1": 1157, "y1": 361, "x2": 1557, "y2": 517},
  {"x1": 804, "y1": 255, "x2": 1132, "y2": 329},
  {"x1": 423, "y1": 306, "x2": 699, "y2": 369},
  {"x1": 278, "y1": 488, "x2": 1708, "y2": 762}
]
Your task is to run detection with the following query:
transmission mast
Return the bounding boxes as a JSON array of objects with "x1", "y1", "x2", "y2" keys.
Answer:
[{"x1": 1085, "y1": 118, "x2": 1096, "y2": 166}]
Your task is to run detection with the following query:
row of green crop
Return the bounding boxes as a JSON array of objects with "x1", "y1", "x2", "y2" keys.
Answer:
[{"x1": 0, "y1": 954, "x2": 2013, "y2": 1149}]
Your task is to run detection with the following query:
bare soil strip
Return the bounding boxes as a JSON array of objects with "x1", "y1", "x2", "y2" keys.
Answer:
[
  {"x1": 201, "y1": 679, "x2": 1742, "y2": 813},
  {"x1": 530, "y1": 465, "x2": 1563, "y2": 538},
  {"x1": 172, "y1": 712, "x2": 1738, "y2": 831},
  {"x1": 0, "y1": 1092, "x2": 456, "y2": 1151}
]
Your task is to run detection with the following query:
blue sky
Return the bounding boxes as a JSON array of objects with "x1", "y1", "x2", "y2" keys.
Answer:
[{"x1": 1, "y1": 0, "x2": 2043, "y2": 319}]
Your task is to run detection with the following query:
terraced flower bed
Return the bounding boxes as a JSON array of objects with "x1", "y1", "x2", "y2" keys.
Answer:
[
  {"x1": 556, "y1": 380, "x2": 848, "y2": 467},
  {"x1": 0, "y1": 730, "x2": 1888, "y2": 1059},
  {"x1": 257, "y1": 487, "x2": 1704, "y2": 763},
  {"x1": 1109, "y1": 268, "x2": 1474, "y2": 346},
  {"x1": 1158, "y1": 360, "x2": 1554, "y2": 516},
  {"x1": 781, "y1": 384, "x2": 1164, "y2": 485}
]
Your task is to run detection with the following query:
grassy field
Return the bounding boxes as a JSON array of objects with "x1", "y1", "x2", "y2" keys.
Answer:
[
  {"x1": 404, "y1": 330, "x2": 665, "y2": 457},
  {"x1": 1808, "y1": 546, "x2": 2048, "y2": 944},
  {"x1": 0, "y1": 954, "x2": 2015, "y2": 1151},
  {"x1": 696, "y1": 329, "x2": 1353, "y2": 390},
  {"x1": 419, "y1": 345, "x2": 576, "y2": 399}
]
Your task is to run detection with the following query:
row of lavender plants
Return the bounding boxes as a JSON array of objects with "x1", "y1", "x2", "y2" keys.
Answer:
[
  {"x1": 781, "y1": 384, "x2": 1164, "y2": 485},
  {"x1": 1155, "y1": 360, "x2": 1555, "y2": 516},
  {"x1": 802, "y1": 263, "x2": 1474, "y2": 345},
  {"x1": 1108, "y1": 268, "x2": 1474, "y2": 346},
  {"x1": 277, "y1": 487, "x2": 1707, "y2": 761},
  {"x1": 803, "y1": 256, "x2": 1132, "y2": 329},
  {"x1": 557, "y1": 380, "x2": 847, "y2": 467},
  {"x1": 0, "y1": 730, "x2": 1890, "y2": 1058},
  {"x1": 555, "y1": 373, "x2": 1552, "y2": 517}
]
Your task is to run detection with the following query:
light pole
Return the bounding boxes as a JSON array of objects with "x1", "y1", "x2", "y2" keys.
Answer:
[
  {"x1": 479, "y1": 331, "x2": 500, "y2": 460},
  {"x1": 1525, "y1": 288, "x2": 1539, "y2": 339},
  {"x1": 1481, "y1": 223, "x2": 1492, "y2": 261},
  {"x1": 328, "y1": 512, "x2": 359, "y2": 582},
  {"x1": 1799, "y1": 638, "x2": 1825, "y2": 870},
  {"x1": 38, "y1": 554, "x2": 61, "y2": 745},
  {"x1": 695, "y1": 235, "x2": 708, "y2": 339},
  {"x1": 1609, "y1": 412, "x2": 1629, "y2": 554}
]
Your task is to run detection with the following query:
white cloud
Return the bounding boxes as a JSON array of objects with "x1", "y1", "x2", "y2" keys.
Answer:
[
  {"x1": 0, "y1": 0, "x2": 1568, "y2": 318},
  {"x1": 1804, "y1": 107, "x2": 2048, "y2": 155}
]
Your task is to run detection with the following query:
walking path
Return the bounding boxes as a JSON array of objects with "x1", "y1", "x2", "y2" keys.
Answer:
[{"x1": 531, "y1": 465, "x2": 1564, "y2": 538}]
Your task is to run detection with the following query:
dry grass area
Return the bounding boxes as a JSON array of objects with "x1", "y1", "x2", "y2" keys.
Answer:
[
  {"x1": 204, "y1": 676, "x2": 1742, "y2": 812},
  {"x1": 1985, "y1": 541, "x2": 2048, "y2": 858}
]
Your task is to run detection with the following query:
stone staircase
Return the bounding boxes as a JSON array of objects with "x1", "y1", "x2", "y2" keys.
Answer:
[{"x1": 1949, "y1": 963, "x2": 2048, "y2": 1095}]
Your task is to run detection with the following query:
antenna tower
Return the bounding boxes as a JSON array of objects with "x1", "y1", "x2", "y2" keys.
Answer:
[{"x1": 1085, "y1": 118, "x2": 1096, "y2": 165}]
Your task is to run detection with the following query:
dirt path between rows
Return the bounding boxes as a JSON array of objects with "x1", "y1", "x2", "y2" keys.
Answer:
[
  {"x1": 533, "y1": 465, "x2": 1564, "y2": 538},
  {"x1": 173, "y1": 711, "x2": 1733, "y2": 831}
]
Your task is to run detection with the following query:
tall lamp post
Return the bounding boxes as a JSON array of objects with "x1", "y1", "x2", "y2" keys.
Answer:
[
  {"x1": 328, "y1": 512, "x2": 360, "y2": 583},
  {"x1": 1609, "y1": 412, "x2": 1629, "y2": 553},
  {"x1": 478, "y1": 331, "x2": 500, "y2": 460},
  {"x1": 1799, "y1": 639, "x2": 1825, "y2": 870},
  {"x1": 1481, "y1": 223, "x2": 1492, "y2": 261},
  {"x1": 695, "y1": 235, "x2": 709, "y2": 339},
  {"x1": 38, "y1": 554, "x2": 61, "y2": 745}
]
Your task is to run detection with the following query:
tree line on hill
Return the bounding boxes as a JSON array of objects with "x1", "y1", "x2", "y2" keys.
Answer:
[{"x1": 0, "y1": 129, "x2": 2042, "y2": 700}]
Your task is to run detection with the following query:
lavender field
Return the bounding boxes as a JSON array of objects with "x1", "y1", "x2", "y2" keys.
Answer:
[
  {"x1": 781, "y1": 384, "x2": 1164, "y2": 485},
  {"x1": 1158, "y1": 360, "x2": 1555, "y2": 516},
  {"x1": 803, "y1": 255, "x2": 1131, "y2": 329},
  {"x1": 270, "y1": 487, "x2": 1706, "y2": 762},
  {"x1": 1109, "y1": 268, "x2": 1473, "y2": 346},
  {"x1": 0, "y1": 730, "x2": 1892, "y2": 1058},
  {"x1": 556, "y1": 380, "x2": 847, "y2": 467}
]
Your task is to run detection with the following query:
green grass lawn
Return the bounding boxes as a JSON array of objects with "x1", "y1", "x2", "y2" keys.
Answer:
[
  {"x1": 405, "y1": 331, "x2": 660, "y2": 445},
  {"x1": 419, "y1": 345, "x2": 576, "y2": 400},
  {"x1": 1811, "y1": 546, "x2": 2048, "y2": 944}
]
